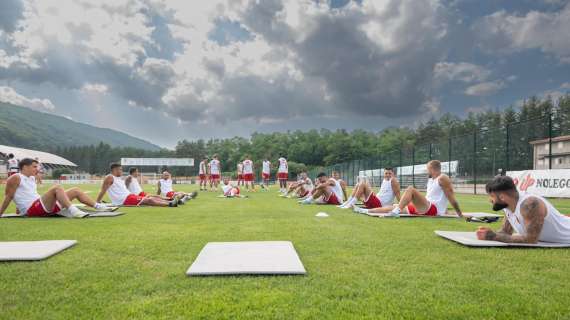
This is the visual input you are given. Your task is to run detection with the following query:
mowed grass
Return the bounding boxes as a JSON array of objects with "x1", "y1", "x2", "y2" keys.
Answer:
[{"x1": 2, "y1": 184, "x2": 570, "y2": 319}]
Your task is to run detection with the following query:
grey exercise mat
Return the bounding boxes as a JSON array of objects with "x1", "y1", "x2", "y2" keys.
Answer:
[
  {"x1": 0, "y1": 240, "x2": 77, "y2": 261},
  {"x1": 1, "y1": 211, "x2": 124, "y2": 218},
  {"x1": 364, "y1": 212, "x2": 501, "y2": 218},
  {"x1": 187, "y1": 241, "x2": 306, "y2": 276},
  {"x1": 435, "y1": 231, "x2": 570, "y2": 248}
]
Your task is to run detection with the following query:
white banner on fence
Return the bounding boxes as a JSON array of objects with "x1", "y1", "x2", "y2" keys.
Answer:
[
  {"x1": 359, "y1": 161, "x2": 459, "y2": 177},
  {"x1": 507, "y1": 169, "x2": 570, "y2": 198},
  {"x1": 121, "y1": 158, "x2": 194, "y2": 167}
]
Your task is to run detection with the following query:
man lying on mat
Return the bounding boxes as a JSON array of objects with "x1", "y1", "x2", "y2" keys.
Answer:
[
  {"x1": 476, "y1": 176, "x2": 570, "y2": 243},
  {"x1": 355, "y1": 160, "x2": 462, "y2": 218},
  {"x1": 97, "y1": 163, "x2": 178, "y2": 207},
  {"x1": 0, "y1": 158, "x2": 111, "y2": 218},
  {"x1": 299, "y1": 172, "x2": 345, "y2": 205},
  {"x1": 346, "y1": 167, "x2": 401, "y2": 211}
]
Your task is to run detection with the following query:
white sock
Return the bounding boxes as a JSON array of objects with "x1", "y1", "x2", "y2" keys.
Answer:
[
  {"x1": 347, "y1": 197, "x2": 357, "y2": 206},
  {"x1": 391, "y1": 207, "x2": 401, "y2": 214}
]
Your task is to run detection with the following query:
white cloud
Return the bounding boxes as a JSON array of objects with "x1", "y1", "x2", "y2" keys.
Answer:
[
  {"x1": 0, "y1": 86, "x2": 56, "y2": 111},
  {"x1": 464, "y1": 80, "x2": 506, "y2": 96},
  {"x1": 82, "y1": 83, "x2": 108, "y2": 95},
  {"x1": 561, "y1": 82, "x2": 570, "y2": 89},
  {"x1": 475, "y1": 3, "x2": 570, "y2": 63}
]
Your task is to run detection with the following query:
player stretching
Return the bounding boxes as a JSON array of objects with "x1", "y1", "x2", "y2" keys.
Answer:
[
  {"x1": 97, "y1": 163, "x2": 178, "y2": 207},
  {"x1": 299, "y1": 172, "x2": 345, "y2": 205},
  {"x1": 157, "y1": 170, "x2": 195, "y2": 203},
  {"x1": 345, "y1": 168, "x2": 401, "y2": 212},
  {"x1": 0, "y1": 158, "x2": 109, "y2": 218},
  {"x1": 7, "y1": 154, "x2": 18, "y2": 177},
  {"x1": 277, "y1": 155, "x2": 288, "y2": 195}
]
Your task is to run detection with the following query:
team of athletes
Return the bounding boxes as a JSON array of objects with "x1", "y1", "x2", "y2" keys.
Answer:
[{"x1": 2, "y1": 155, "x2": 570, "y2": 244}]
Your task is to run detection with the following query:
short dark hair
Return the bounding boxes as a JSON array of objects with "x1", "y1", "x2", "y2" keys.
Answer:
[
  {"x1": 8, "y1": 153, "x2": 14, "y2": 159},
  {"x1": 18, "y1": 158, "x2": 37, "y2": 170},
  {"x1": 486, "y1": 176, "x2": 517, "y2": 194},
  {"x1": 110, "y1": 163, "x2": 122, "y2": 171},
  {"x1": 129, "y1": 167, "x2": 138, "y2": 174},
  {"x1": 316, "y1": 172, "x2": 327, "y2": 178},
  {"x1": 384, "y1": 167, "x2": 393, "y2": 172}
]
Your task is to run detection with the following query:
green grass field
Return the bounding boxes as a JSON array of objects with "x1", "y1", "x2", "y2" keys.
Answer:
[{"x1": 2, "y1": 184, "x2": 570, "y2": 319}]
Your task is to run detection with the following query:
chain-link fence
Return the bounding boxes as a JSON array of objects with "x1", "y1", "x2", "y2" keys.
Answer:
[{"x1": 309, "y1": 113, "x2": 569, "y2": 194}]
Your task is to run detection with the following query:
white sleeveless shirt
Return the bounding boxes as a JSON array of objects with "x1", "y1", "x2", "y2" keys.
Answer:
[
  {"x1": 107, "y1": 176, "x2": 130, "y2": 205},
  {"x1": 426, "y1": 176, "x2": 448, "y2": 215},
  {"x1": 13, "y1": 173, "x2": 41, "y2": 214},
  {"x1": 331, "y1": 179, "x2": 344, "y2": 202},
  {"x1": 504, "y1": 193, "x2": 570, "y2": 243},
  {"x1": 159, "y1": 179, "x2": 173, "y2": 196},
  {"x1": 377, "y1": 178, "x2": 395, "y2": 206},
  {"x1": 127, "y1": 176, "x2": 142, "y2": 194}
]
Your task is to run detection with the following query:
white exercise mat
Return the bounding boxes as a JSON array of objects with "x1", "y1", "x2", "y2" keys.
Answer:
[
  {"x1": 364, "y1": 212, "x2": 501, "y2": 218},
  {"x1": 0, "y1": 240, "x2": 77, "y2": 261},
  {"x1": 187, "y1": 241, "x2": 306, "y2": 276},
  {"x1": 435, "y1": 231, "x2": 570, "y2": 248},
  {"x1": 1, "y1": 211, "x2": 124, "y2": 218}
]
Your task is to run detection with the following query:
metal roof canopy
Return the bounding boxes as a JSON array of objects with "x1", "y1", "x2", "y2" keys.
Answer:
[
  {"x1": 0, "y1": 145, "x2": 77, "y2": 167},
  {"x1": 120, "y1": 158, "x2": 194, "y2": 167}
]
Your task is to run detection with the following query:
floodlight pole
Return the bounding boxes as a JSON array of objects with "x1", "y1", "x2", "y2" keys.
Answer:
[
  {"x1": 549, "y1": 111, "x2": 553, "y2": 169},
  {"x1": 473, "y1": 131, "x2": 477, "y2": 195}
]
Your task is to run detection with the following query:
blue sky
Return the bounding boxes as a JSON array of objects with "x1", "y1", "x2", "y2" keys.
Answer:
[{"x1": 0, "y1": 0, "x2": 569, "y2": 148}]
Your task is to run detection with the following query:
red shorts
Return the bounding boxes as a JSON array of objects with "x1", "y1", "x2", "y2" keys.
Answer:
[
  {"x1": 237, "y1": 174, "x2": 243, "y2": 180},
  {"x1": 407, "y1": 203, "x2": 438, "y2": 216},
  {"x1": 244, "y1": 173, "x2": 254, "y2": 182},
  {"x1": 124, "y1": 194, "x2": 144, "y2": 206},
  {"x1": 26, "y1": 198, "x2": 61, "y2": 217},
  {"x1": 325, "y1": 193, "x2": 341, "y2": 205},
  {"x1": 165, "y1": 191, "x2": 176, "y2": 199},
  {"x1": 262, "y1": 173, "x2": 270, "y2": 179},
  {"x1": 199, "y1": 174, "x2": 206, "y2": 181},
  {"x1": 138, "y1": 192, "x2": 147, "y2": 197},
  {"x1": 211, "y1": 174, "x2": 220, "y2": 180},
  {"x1": 364, "y1": 193, "x2": 382, "y2": 209},
  {"x1": 278, "y1": 172, "x2": 288, "y2": 180}
]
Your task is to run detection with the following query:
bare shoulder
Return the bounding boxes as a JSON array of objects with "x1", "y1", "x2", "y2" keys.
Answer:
[
  {"x1": 6, "y1": 174, "x2": 21, "y2": 186},
  {"x1": 521, "y1": 196, "x2": 546, "y2": 216}
]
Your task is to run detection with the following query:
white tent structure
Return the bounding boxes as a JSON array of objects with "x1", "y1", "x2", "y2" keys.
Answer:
[{"x1": 0, "y1": 145, "x2": 77, "y2": 177}]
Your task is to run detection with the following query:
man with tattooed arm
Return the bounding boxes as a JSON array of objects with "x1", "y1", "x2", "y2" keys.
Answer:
[{"x1": 477, "y1": 176, "x2": 570, "y2": 243}]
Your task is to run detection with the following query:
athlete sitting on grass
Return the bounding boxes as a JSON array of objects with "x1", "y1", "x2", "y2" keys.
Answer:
[
  {"x1": 221, "y1": 178, "x2": 245, "y2": 198},
  {"x1": 353, "y1": 160, "x2": 462, "y2": 217},
  {"x1": 342, "y1": 167, "x2": 400, "y2": 211},
  {"x1": 157, "y1": 170, "x2": 196, "y2": 203},
  {"x1": 476, "y1": 176, "x2": 570, "y2": 243},
  {"x1": 97, "y1": 163, "x2": 178, "y2": 207},
  {"x1": 283, "y1": 172, "x2": 313, "y2": 198},
  {"x1": 0, "y1": 158, "x2": 111, "y2": 218},
  {"x1": 299, "y1": 172, "x2": 345, "y2": 205}
]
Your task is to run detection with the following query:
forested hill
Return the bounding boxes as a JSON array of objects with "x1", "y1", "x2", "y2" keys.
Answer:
[{"x1": 0, "y1": 103, "x2": 161, "y2": 151}]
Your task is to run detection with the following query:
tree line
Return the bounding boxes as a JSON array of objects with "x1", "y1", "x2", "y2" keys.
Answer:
[{"x1": 53, "y1": 94, "x2": 570, "y2": 176}]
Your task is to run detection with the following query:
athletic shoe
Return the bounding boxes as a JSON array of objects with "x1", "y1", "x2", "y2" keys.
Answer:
[
  {"x1": 59, "y1": 207, "x2": 90, "y2": 218},
  {"x1": 168, "y1": 200, "x2": 178, "y2": 207},
  {"x1": 189, "y1": 191, "x2": 198, "y2": 199},
  {"x1": 385, "y1": 207, "x2": 401, "y2": 218},
  {"x1": 352, "y1": 206, "x2": 368, "y2": 214},
  {"x1": 299, "y1": 197, "x2": 313, "y2": 205}
]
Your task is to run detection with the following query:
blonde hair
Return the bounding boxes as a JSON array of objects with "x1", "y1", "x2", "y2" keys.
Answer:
[{"x1": 427, "y1": 160, "x2": 441, "y2": 171}]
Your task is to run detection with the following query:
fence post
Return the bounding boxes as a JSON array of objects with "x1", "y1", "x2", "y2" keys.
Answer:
[
  {"x1": 448, "y1": 136, "x2": 452, "y2": 176},
  {"x1": 505, "y1": 124, "x2": 510, "y2": 173},
  {"x1": 399, "y1": 145, "x2": 403, "y2": 176},
  {"x1": 412, "y1": 146, "x2": 415, "y2": 188},
  {"x1": 549, "y1": 111, "x2": 553, "y2": 169},
  {"x1": 473, "y1": 131, "x2": 477, "y2": 195},
  {"x1": 429, "y1": 143, "x2": 432, "y2": 160}
]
